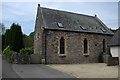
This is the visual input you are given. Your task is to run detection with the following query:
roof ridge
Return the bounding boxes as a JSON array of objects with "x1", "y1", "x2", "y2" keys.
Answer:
[{"x1": 41, "y1": 7, "x2": 95, "y2": 18}]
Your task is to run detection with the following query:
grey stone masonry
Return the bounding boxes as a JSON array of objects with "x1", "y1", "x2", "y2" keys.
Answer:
[
  {"x1": 45, "y1": 30, "x2": 112, "y2": 64},
  {"x1": 34, "y1": 4, "x2": 113, "y2": 64}
]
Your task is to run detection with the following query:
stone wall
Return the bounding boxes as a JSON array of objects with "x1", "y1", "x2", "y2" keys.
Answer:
[
  {"x1": 33, "y1": 5, "x2": 45, "y2": 63},
  {"x1": 13, "y1": 54, "x2": 30, "y2": 64},
  {"x1": 45, "y1": 30, "x2": 113, "y2": 64},
  {"x1": 106, "y1": 55, "x2": 119, "y2": 66}
]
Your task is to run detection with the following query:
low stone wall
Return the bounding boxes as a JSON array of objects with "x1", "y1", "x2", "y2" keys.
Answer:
[
  {"x1": 13, "y1": 54, "x2": 31, "y2": 64},
  {"x1": 106, "y1": 55, "x2": 119, "y2": 66},
  {"x1": 30, "y1": 54, "x2": 42, "y2": 64}
]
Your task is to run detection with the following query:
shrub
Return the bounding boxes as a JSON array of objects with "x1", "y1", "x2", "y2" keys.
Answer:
[
  {"x1": 2, "y1": 46, "x2": 32, "y2": 64},
  {"x1": 20, "y1": 47, "x2": 33, "y2": 55},
  {"x1": 3, "y1": 45, "x2": 11, "y2": 56},
  {"x1": 2, "y1": 45, "x2": 15, "y2": 63}
]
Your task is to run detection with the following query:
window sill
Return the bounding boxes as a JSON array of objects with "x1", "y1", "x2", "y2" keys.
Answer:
[
  {"x1": 83, "y1": 53, "x2": 89, "y2": 57},
  {"x1": 58, "y1": 54, "x2": 66, "y2": 57}
]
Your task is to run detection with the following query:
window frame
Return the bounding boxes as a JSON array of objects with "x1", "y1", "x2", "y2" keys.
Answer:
[
  {"x1": 84, "y1": 38, "x2": 88, "y2": 54},
  {"x1": 57, "y1": 22, "x2": 64, "y2": 28},
  {"x1": 103, "y1": 39, "x2": 106, "y2": 52},
  {"x1": 80, "y1": 25, "x2": 87, "y2": 30},
  {"x1": 58, "y1": 36, "x2": 67, "y2": 57},
  {"x1": 82, "y1": 38, "x2": 89, "y2": 56},
  {"x1": 60, "y1": 37, "x2": 65, "y2": 54}
]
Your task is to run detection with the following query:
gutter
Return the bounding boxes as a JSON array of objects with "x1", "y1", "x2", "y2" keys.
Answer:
[{"x1": 44, "y1": 28, "x2": 114, "y2": 36}]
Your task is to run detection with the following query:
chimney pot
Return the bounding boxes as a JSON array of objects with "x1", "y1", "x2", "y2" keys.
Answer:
[{"x1": 95, "y1": 14, "x2": 97, "y2": 17}]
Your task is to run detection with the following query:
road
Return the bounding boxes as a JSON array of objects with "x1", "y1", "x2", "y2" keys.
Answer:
[
  {"x1": 1, "y1": 55, "x2": 118, "y2": 80},
  {"x1": 1, "y1": 55, "x2": 73, "y2": 78},
  {"x1": 2, "y1": 55, "x2": 20, "y2": 78},
  {"x1": 12, "y1": 64, "x2": 73, "y2": 78}
]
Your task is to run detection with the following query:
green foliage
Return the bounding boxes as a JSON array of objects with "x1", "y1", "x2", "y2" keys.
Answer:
[
  {"x1": 4, "y1": 29, "x2": 10, "y2": 48},
  {"x1": 110, "y1": 28, "x2": 118, "y2": 33},
  {"x1": 10, "y1": 23, "x2": 24, "y2": 52},
  {"x1": 23, "y1": 32, "x2": 34, "y2": 48},
  {"x1": 1, "y1": 23, "x2": 5, "y2": 51},
  {"x1": 3, "y1": 45, "x2": 31, "y2": 64},
  {"x1": 2, "y1": 45, "x2": 10, "y2": 55},
  {"x1": 0, "y1": 23, "x2": 5, "y2": 35},
  {"x1": 29, "y1": 32, "x2": 34, "y2": 37},
  {"x1": 20, "y1": 47, "x2": 33, "y2": 55},
  {"x1": 2, "y1": 45, "x2": 16, "y2": 63},
  {"x1": 2, "y1": 35, "x2": 5, "y2": 51},
  {"x1": 4, "y1": 23, "x2": 24, "y2": 52}
]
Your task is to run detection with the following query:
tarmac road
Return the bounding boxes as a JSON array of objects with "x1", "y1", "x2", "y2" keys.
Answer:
[
  {"x1": 12, "y1": 64, "x2": 73, "y2": 78},
  {"x1": 2, "y1": 55, "x2": 20, "y2": 78},
  {"x1": 1, "y1": 55, "x2": 118, "y2": 80},
  {"x1": 2, "y1": 55, "x2": 73, "y2": 78}
]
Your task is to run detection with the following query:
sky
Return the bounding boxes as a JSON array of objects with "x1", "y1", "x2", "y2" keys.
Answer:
[{"x1": 2, "y1": 2, "x2": 118, "y2": 35}]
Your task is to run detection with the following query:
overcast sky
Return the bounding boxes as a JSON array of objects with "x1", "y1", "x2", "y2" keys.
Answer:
[{"x1": 2, "y1": 2, "x2": 118, "y2": 35}]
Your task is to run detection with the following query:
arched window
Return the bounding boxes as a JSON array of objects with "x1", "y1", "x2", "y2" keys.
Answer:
[
  {"x1": 60, "y1": 37, "x2": 65, "y2": 54},
  {"x1": 84, "y1": 38, "x2": 88, "y2": 54},
  {"x1": 103, "y1": 39, "x2": 106, "y2": 52}
]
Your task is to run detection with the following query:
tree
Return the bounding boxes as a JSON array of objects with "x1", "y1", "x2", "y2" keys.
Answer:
[
  {"x1": 23, "y1": 32, "x2": 34, "y2": 48},
  {"x1": 110, "y1": 28, "x2": 118, "y2": 33},
  {"x1": 29, "y1": 32, "x2": 34, "y2": 37},
  {"x1": 0, "y1": 23, "x2": 6, "y2": 51},
  {"x1": 0, "y1": 23, "x2": 5, "y2": 35},
  {"x1": 4, "y1": 23, "x2": 24, "y2": 52},
  {"x1": 4, "y1": 29, "x2": 10, "y2": 49},
  {"x1": 2, "y1": 35, "x2": 5, "y2": 51},
  {"x1": 10, "y1": 23, "x2": 24, "y2": 52}
]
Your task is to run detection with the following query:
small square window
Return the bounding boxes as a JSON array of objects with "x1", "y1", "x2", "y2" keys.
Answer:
[
  {"x1": 100, "y1": 28, "x2": 106, "y2": 32},
  {"x1": 80, "y1": 26, "x2": 87, "y2": 30},
  {"x1": 57, "y1": 23, "x2": 63, "y2": 28}
]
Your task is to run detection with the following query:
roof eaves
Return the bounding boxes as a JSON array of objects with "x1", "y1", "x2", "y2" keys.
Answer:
[
  {"x1": 44, "y1": 28, "x2": 114, "y2": 36},
  {"x1": 107, "y1": 44, "x2": 120, "y2": 47}
]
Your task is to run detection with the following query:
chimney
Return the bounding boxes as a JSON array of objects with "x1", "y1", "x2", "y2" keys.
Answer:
[
  {"x1": 95, "y1": 14, "x2": 97, "y2": 17},
  {"x1": 38, "y1": 4, "x2": 40, "y2": 7}
]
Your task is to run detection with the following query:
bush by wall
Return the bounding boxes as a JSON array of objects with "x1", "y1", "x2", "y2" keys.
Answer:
[
  {"x1": 3, "y1": 46, "x2": 33, "y2": 64},
  {"x1": 20, "y1": 47, "x2": 33, "y2": 55},
  {"x1": 2, "y1": 45, "x2": 16, "y2": 63},
  {"x1": 12, "y1": 47, "x2": 33, "y2": 64}
]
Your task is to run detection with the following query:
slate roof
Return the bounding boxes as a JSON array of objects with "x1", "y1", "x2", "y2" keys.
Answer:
[
  {"x1": 107, "y1": 27, "x2": 120, "y2": 46},
  {"x1": 41, "y1": 7, "x2": 113, "y2": 35}
]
